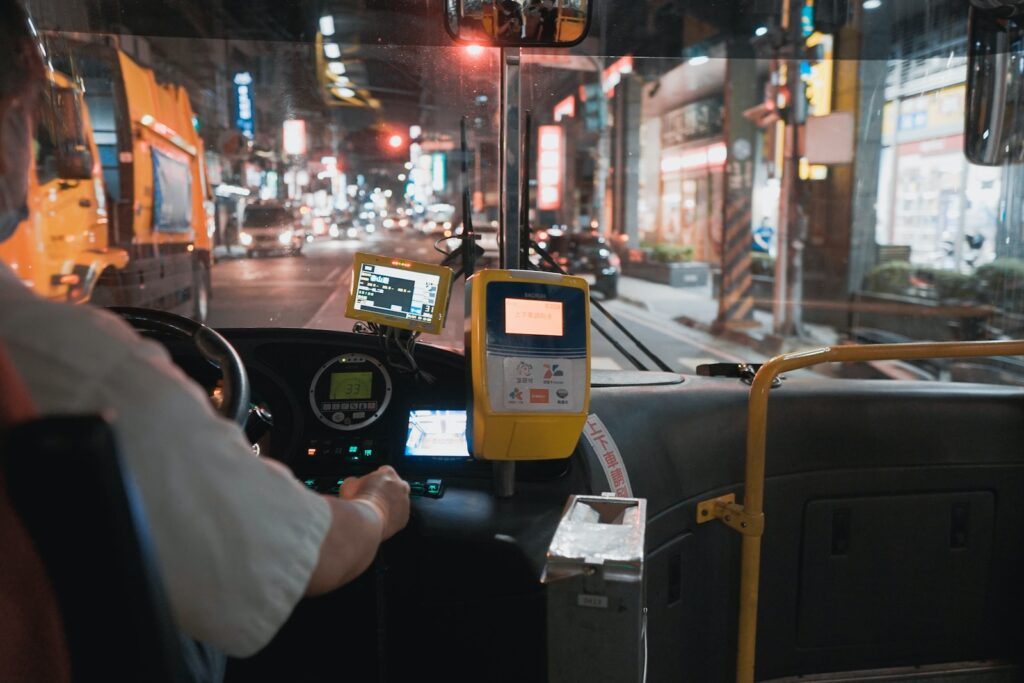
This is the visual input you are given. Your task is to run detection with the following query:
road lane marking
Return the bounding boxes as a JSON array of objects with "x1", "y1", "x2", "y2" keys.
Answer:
[
  {"x1": 325, "y1": 266, "x2": 342, "y2": 282},
  {"x1": 306, "y1": 266, "x2": 353, "y2": 331}
]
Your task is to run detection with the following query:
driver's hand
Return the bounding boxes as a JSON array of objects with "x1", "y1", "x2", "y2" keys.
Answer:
[{"x1": 340, "y1": 466, "x2": 411, "y2": 540}]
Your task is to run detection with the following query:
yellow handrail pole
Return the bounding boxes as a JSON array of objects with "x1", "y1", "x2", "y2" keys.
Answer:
[{"x1": 734, "y1": 339, "x2": 1024, "y2": 683}]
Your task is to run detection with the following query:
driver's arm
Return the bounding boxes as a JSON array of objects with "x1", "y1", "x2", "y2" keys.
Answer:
[
  {"x1": 0, "y1": 300, "x2": 402, "y2": 657},
  {"x1": 306, "y1": 467, "x2": 410, "y2": 596}
]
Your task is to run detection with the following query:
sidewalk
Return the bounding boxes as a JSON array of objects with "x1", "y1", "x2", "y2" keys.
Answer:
[{"x1": 616, "y1": 276, "x2": 840, "y2": 355}]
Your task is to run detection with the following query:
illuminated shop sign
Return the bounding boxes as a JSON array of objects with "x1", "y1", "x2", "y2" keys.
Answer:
[
  {"x1": 553, "y1": 95, "x2": 576, "y2": 122},
  {"x1": 660, "y1": 142, "x2": 728, "y2": 174},
  {"x1": 537, "y1": 126, "x2": 564, "y2": 211},
  {"x1": 233, "y1": 72, "x2": 255, "y2": 139},
  {"x1": 283, "y1": 119, "x2": 307, "y2": 156}
]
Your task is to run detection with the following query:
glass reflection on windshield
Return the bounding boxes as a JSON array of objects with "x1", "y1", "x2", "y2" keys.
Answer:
[{"x1": 7, "y1": 1, "x2": 1024, "y2": 383}]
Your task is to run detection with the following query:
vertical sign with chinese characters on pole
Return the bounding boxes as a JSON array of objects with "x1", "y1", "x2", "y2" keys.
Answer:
[
  {"x1": 233, "y1": 72, "x2": 255, "y2": 140},
  {"x1": 537, "y1": 125, "x2": 564, "y2": 211}
]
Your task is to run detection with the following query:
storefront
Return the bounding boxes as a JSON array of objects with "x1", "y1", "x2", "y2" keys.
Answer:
[
  {"x1": 651, "y1": 97, "x2": 726, "y2": 263},
  {"x1": 877, "y1": 84, "x2": 1002, "y2": 270}
]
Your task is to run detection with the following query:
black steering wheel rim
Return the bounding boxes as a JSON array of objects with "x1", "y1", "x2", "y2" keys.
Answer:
[{"x1": 109, "y1": 307, "x2": 251, "y2": 426}]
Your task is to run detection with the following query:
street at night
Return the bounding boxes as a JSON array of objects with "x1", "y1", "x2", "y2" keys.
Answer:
[{"x1": 209, "y1": 232, "x2": 759, "y2": 372}]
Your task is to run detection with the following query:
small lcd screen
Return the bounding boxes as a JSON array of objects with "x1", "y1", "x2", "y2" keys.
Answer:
[
  {"x1": 330, "y1": 372, "x2": 372, "y2": 400},
  {"x1": 353, "y1": 262, "x2": 442, "y2": 326},
  {"x1": 405, "y1": 410, "x2": 470, "y2": 458},
  {"x1": 505, "y1": 298, "x2": 564, "y2": 336}
]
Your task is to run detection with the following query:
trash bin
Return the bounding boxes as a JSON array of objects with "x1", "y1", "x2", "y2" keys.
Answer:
[{"x1": 542, "y1": 494, "x2": 647, "y2": 683}]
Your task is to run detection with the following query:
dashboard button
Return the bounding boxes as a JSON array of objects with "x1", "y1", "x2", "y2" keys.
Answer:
[
  {"x1": 408, "y1": 479, "x2": 444, "y2": 498},
  {"x1": 331, "y1": 412, "x2": 345, "y2": 423}
]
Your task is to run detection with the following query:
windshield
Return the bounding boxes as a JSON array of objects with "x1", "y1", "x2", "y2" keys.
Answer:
[{"x1": 6, "y1": 0, "x2": 1024, "y2": 383}]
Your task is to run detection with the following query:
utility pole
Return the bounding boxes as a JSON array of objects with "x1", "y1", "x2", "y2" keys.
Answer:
[{"x1": 772, "y1": 0, "x2": 806, "y2": 338}]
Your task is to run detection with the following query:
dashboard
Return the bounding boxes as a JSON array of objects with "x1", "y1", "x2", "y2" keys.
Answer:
[
  {"x1": 166, "y1": 328, "x2": 569, "y2": 501},
  {"x1": 145, "y1": 324, "x2": 1024, "y2": 683}
]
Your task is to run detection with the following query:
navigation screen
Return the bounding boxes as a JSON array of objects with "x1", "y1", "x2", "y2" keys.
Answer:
[
  {"x1": 330, "y1": 371, "x2": 372, "y2": 400},
  {"x1": 505, "y1": 298, "x2": 564, "y2": 336},
  {"x1": 353, "y1": 262, "x2": 441, "y2": 326},
  {"x1": 405, "y1": 410, "x2": 470, "y2": 458}
]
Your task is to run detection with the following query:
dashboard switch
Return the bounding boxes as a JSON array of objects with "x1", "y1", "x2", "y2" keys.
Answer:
[{"x1": 409, "y1": 479, "x2": 444, "y2": 499}]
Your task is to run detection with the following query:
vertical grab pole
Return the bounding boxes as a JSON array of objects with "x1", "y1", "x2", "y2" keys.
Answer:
[
  {"x1": 698, "y1": 340, "x2": 1024, "y2": 683},
  {"x1": 494, "y1": 46, "x2": 523, "y2": 498},
  {"x1": 501, "y1": 46, "x2": 523, "y2": 268},
  {"x1": 733, "y1": 356, "x2": 780, "y2": 683}
]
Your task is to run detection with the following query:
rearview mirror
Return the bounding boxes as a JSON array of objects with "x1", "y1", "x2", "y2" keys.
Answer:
[
  {"x1": 965, "y1": 4, "x2": 1024, "y2": 165},
  {"x1": 444, "y1": 0, "x2": 591, "y2": 47}
]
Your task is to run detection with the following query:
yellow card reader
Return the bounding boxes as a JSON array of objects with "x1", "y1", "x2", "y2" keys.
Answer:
[
  {"x1": 346, "y1": 252, "x2": 454, "y2": 335},
  {"x1": 467, "y1": 269, "x2": 591, "y2": 461}
]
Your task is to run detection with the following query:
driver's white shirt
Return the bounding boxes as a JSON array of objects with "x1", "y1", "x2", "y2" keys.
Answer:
[{"x1": 0, "y1": 263, "x2": 331, "y2": 658}]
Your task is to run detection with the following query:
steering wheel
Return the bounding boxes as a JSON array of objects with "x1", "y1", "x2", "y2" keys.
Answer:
[{"x1": 109, "y1": 307, "x2": 251, "y2": 426}]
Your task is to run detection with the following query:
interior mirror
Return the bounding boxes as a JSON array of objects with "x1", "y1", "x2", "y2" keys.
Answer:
[
  {"x1": 444, "y1": 0, "x2": 591, "y2": 47},
  {"x1": 965, "y1": 3, "x2": 1024, "y2": 165}
]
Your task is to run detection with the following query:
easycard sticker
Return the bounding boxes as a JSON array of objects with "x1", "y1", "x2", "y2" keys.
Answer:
[{"x1": 500, "y1": 356, "x2": 585, "y2": 412}]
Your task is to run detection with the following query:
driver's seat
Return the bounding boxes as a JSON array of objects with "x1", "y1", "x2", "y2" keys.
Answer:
[
  {"x1": 2, "y1": 416, "x2": 195, "y2": 682},
  {"x1": 0, "y1": 347, "x2": 194, "y2": 683}
]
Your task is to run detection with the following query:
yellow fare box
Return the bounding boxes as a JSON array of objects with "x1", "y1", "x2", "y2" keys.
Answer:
[{"x1": 467, "y1": 269, "x2": 591, "y2": 461}]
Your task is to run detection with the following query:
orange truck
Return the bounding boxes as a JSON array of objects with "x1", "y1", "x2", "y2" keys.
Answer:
[{"x1": 0, "y1": 38, "x2": 214, "y2": 320}]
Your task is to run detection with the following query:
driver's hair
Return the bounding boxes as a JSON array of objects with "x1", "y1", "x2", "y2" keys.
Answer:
[{"x1": 0, "y1": 0, "x2": 45, "y2": 104}]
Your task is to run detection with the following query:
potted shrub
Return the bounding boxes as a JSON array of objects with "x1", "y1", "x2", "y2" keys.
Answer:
[{"x1": 623, "y1": 243, "x2": 710, "y2": 287}]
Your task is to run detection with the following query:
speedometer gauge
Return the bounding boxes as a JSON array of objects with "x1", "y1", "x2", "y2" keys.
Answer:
[{"x1": 309, "y1": 353, "x2": 393, "y2": 431}]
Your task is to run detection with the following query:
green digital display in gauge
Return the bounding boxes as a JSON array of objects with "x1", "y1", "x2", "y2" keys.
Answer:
[{"x1": 330, "y1": 371, "x2": 372, "y2": 400}]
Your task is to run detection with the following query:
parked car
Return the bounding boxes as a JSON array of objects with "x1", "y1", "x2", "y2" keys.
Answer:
[
  {"x1": 238, "y1": 204, "x2": 304, "y2": 257},
  {"x1": 537, "y1": 229, "x2": 620, "y2": 299}
]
